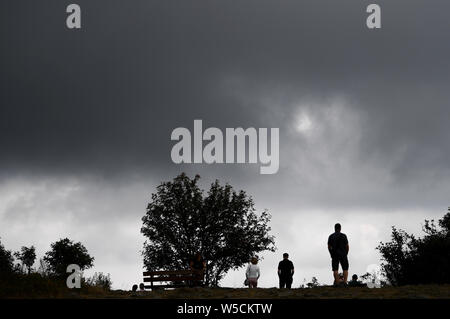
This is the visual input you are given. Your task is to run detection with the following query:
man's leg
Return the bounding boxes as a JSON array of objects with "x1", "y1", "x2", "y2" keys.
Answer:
[
  {"x1": 343, "y1": 270, "x2": 349, "y2": 283},
  {"x1": 333, "y1": 271, "x2": 339, "y2": 284},
  {"x1": 279, "y1": 277, "x2": 286, "y2": 289},
  {"x1": 341, "y1": 256, "x2": 349, "y2": 284},
  {"x1": 286, "y1": 276, "x2": 293, "y2": 289},
  {"x1": 332, "y1": 258, "x2": 339, "y2": 284}
]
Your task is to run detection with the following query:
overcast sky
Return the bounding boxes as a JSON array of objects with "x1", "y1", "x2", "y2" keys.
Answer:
[{"x1": 1, "y1": 1, "x2": 450, "y2": 289}]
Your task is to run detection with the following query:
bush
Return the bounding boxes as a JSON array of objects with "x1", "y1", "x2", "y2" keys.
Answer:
[
  {"x1": 85, "y1": 272, "x2": 112, "y2": 290},
  {"x1": 0, "y1": 238, "x2": 14, "y2": 274},
  {"x1": 377, "y1": 208, "x2": 450, "y2": 285},
  {"x1": 0, "y1": 272, "x2": 67, "y2": 298},
  {"x1": 306, "y1": 277, "x2": 320, "y2": 288}
]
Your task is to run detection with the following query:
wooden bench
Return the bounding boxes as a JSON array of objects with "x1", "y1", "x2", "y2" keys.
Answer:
[{"x1": 143, "y1": 270, "x2": 204, "y2": 290}]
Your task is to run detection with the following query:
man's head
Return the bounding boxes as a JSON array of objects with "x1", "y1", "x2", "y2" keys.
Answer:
[
  {"x1": 352, "y1": 274, "x2": 358, "y2": 281},
  {"x1": 283, "y1": 253, "x2": 289, "y2": 259},
  {"x1": 334, "y1": 223, "x2": 341, "y2": 232}
]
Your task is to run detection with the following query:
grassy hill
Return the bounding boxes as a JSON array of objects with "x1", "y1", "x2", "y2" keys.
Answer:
[
  {"x1": 108, "y1": 285, "x2": 450, "y2": 299},
  {"x1": 2, "y1": 273, "x2": 449, "y2": 299},
  {"x1": 2, "y1": 282, "x2": 450, "y2": 299}
]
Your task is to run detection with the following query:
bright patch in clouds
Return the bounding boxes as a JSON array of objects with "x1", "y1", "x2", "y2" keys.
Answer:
[{"x1": 296, "y1": 112, "x2": 313, "y2": 133}]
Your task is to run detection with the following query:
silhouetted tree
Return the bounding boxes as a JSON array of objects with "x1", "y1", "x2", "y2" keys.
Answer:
[
  {"x1": 141, "y1": 173, "x2": 276, "y2": 287},
  {"x1": 377, "y1": 208, "x2": 450, "y2": 285},
  {"x1": 0, "y1": 238, "x2": 14, "y2": 274},
  {"x1": 44, "y1": 238, "x2": 94, "y2": 277},
  {"x1": 14, "y1": 246, "x2": 36, "y2": 274}
]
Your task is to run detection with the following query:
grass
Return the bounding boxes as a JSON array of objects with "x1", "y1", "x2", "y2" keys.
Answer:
[
  {"x1": 114, "y1": 285, "x2": 450, "y2": 299},
  {"x1": 1, "y1": 273, "x2": 449, "y2": 299},
  {"x1": 0, "y1": 273, "x2": 111, "y2": 298}
]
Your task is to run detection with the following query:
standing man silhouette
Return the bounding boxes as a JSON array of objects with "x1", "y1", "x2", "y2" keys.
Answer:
[
  {"x1": 278, "y1": 253, "x2": 294, "y2": 288},
  {"x1": 327, "y1": 223, "x2": 349, "y2": 286}
]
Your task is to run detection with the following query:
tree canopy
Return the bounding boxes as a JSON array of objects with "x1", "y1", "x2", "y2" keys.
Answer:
[
  {"x1": 141, "y1": 173, "x2": 276, "y2": 286},
  {"x1": 43, "y1": 238, "x2": 94, "y2": 277},
  {"x1": 377, "y1": 208, "x2": 450, "y2": 285}
]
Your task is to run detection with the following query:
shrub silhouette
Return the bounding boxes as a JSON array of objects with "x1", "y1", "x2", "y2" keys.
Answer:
[
  {"x1": 85, "y1": 272, "x2": 112, "y2": 290},
  {"x1": 0, "y1": 238, "x2": 14, "y2": 274},
  {"x1": 14, "y1": 246, "x2": 36, "y2": 274},
  {"x1": 141, "y1": 173, "x2": 276, "y2": 287},
  {"x1": 306, "y1": 277, "x2": 320, "y2": 288},
  {"x1": 377, "y1": 208, "x2": 450, "y2": 285}
]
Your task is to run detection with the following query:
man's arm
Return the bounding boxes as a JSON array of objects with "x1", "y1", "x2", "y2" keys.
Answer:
[
  {"x1": 327, "y1": 235, "x2": 333, "y2": 254},
  {"x1": 345, "y1": 234, "x2": 349, "y2": 254}
]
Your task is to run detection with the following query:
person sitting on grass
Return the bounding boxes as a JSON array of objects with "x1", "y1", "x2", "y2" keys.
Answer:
[
  {"x1": 131, "y1": 284, "x2": 138, "y2": 296},
  {"x1": 348, "y1": 274, "x2": 366, "y2": 287},
  {"x1": 246, "y1": 257, "x2": 260, "y2": 289},
  {"x1": 138, "y1": 283, "x2": 146, "y2": 295}
]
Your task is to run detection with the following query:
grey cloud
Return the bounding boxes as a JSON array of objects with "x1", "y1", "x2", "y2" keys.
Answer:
[
  {"x1": 1, "y1": 1, "x2": 450, "y2": 288},
  {"x1": 2, "y1": 0, "x2": 450, "y2": 177}
]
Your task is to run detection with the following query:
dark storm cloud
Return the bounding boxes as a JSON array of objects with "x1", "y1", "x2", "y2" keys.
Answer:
[{"x1": 2, "y1": 0, "x2": 450, "y2": 182}]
